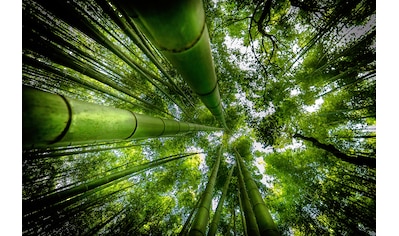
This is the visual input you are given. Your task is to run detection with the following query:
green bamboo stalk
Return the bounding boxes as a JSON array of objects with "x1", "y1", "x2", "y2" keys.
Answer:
[
  {"x1": 23, "y1": 55, "x2": 142, "y2": 110},
  {"x1": 208, "y1": 164, "x2": 235, "y2": 236},
  {"x1": 121, "y1": 0, "x2": 227, "y2": 128},
  {"x1": 189, "y1": 146, "x2": 222, "y2": 236},
  {"x1": 23, "y1": 139, "x2": 143, "y2": 158},
  {"x1": 25, "y1": 0, "x2": 189, "y2": 116},
  {"x1": 24, "y1": 152, "x2": 199, "y2": 214},
  {"x1": 237, "y1": 161, "x2": 260, "y2": 236},
  {"x1": 179, "y1": 194, "x2": 203, "y2": 236},
  {"x1": 238, "y1": 193, "x2": 248, "y2": 236},
  {"x1": 23, "y1": 143, "x2": 145, "y2": 159},
  {"x1": 232, "y1": 207, "x2": 236, "y2": 236},
  {"x1": 98, "y1": 0, "x2": 192, "y2": 103},
  {"x1": 23, "y1": 86, "x2": 222, "y2": 148},
  {"x1": 83, "y1": 208, "x2": 125, "y2": 236},
  {"x1": 234, "y1": 148, "x2": 279, "y2": 236},
  {"x1": 23, "y1": 181, "x2": 134, "y2": 233}
]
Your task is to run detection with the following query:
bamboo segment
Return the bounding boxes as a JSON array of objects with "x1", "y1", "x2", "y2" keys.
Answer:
[
  {"x1": 179, "y1": 194, "x2": 203, "y2": 236},
  {"x1": 235, "y1": 149, "x2": 279, "y2": 236},
  {"x1": 23, "y1": 153, "x2": 199, "y2": 214},
  {"x1": 189, "y1": 146, "x2": 222, "y2": 236},
  {"x1": 180, "y1": 122, "x2": 190, "y2": 133},
  {"x1": 208, "y1": 165, "x2": 235, "y2": 236},
  {"x1": 238, "y1": 193, "x2": 249, "y2": 236},
  {"x1": 162, "y1": 119, "x2": 181, "y2": 135},
  {"x1": 130, "y1": 114, "x2": 164, "y2": 139},
  {"x1": 121, "y1": 0, "x2": 227, "y2": 128},
  {"x1": 121, "y1": 0, "x2": 205, "y2": 52},
  {"x1": 23, "y1": 86, "x2": 223, "y2": 148},
  {"x1": 237, "y1": 161, "x2": 260, "y2": 236},
  {"x1": 23, "y1": 86, "x2": 71, "y2": 145}
]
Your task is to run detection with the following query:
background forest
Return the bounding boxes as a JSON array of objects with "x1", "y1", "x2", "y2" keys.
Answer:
[{"x1": 18, "y1": 0, "x2": 378, "y2": 235}]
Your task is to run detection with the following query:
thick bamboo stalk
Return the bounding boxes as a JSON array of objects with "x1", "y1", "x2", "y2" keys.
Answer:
[
  {"x1": 179, "y1": 194, "x2": 203, "y2": 236},
  {"x1": 121, "y1": 0, "x2": 227, "y2": 128},
  {"x1": 237, "y1": 161, "x2": 260, "y2": 236},
  {"x1": 24, "y1": 0, "x2": 188, "y2": 116},
  {"x1": 98, "y1": 0, "x2": 192, "y2": 102},
  {"x1": 238, "y1": 193, "x2": 248, "y2": 236},
  {"x1": 23, "y1": 86, "x2": 222, "y2": 148},
  {"x1": 234, "y1": 148, "x2": 279, "y2": 236},
  {"x1": 189, "y1": 146, "x2": 222, "y2": 236},
  {"x1": 208, "y1": 164, "x2": 235, "y2": 236}
]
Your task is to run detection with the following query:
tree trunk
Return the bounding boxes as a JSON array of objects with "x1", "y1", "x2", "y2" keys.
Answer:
[{"x1": 293, "y1": 133, "x2": 376, "y2": 168}]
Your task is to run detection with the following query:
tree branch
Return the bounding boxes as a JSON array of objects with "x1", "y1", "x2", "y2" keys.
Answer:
[{"x1": 294, "y1": 133, "x2": 376, "y2": 168}]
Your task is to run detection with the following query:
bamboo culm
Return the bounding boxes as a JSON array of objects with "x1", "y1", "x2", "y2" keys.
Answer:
[
  {"x1": 23, "y1": 86, "x2": 223, "y2": 148},
  {"x1": 179, "y1": 194, "x2": 203, "y2": 236},
  {"x1": 189, "y1": 146, "x2": 222, "y2": 236},
  {"x1": 23, "y1": 152, "x2": 199, "y2": 214},
  {"x1": 234, "y1": 148, "x2": 279, "y2": 236},
  {"x1": 122, "y1": 0, "x2": 227, "y2": 128},
  {"x1": 208, "y1": 164, "x2": 235, "y2": 236},
  {"x1": 237, "y1": 160, "x2": 260, "y2": 236}
]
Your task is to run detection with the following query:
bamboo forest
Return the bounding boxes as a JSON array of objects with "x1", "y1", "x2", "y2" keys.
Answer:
[{"x1": 22, "y1": 0, "x2": 376, "y2": 235}]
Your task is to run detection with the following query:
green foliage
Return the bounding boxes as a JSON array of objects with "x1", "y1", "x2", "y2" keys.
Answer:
[
  {"x1": 232, "y1": 136, "x2": 252, "y2": 161},
  {"x1": 23, "y1": 0, "x2": 375, "y2": 235},
  {"x1": 264, "y1": 148, "x2": 375, "y2": 235}
]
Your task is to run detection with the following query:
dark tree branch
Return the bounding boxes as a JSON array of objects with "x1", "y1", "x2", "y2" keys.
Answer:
[
  {"x1": 294, "y1": 133, "x2": 376, "y2": 168},
  {"x1": 248, "y1": 7, "x2": 269, "y2": 76},
  {"x1": 289, "y1": 0, "x2": 327, "y2": 14},
  {"x1": 252, "y1": 0, "x2": 278, "y2": 63}
]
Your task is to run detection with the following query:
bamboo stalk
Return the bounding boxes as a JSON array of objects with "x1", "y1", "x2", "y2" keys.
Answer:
[
  {"x1": 23, "y1": 152, "x2": 199, "y2": 214},
  {"x1": 121, "y1": 0, "x2": 227, "y2": 128},
  {"x1": 23, "y1": 86, "x2": 223, "y2": 148},
  {"x1": 179, "y1": 194, "x2": 203, "y2": 236},
  {"x1": 237, "y1": 161, "x2": 260, "y2": 236},
  {"x1": 189, "y1": 146, "x2": 222, "y2": 236},
  {"x1": 234, "y1": 148, "x2": 279, "y2": 236},
  {"x1": 208, "y1": 164, "x2": 235, "y2": 236}
]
